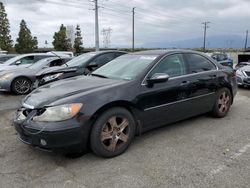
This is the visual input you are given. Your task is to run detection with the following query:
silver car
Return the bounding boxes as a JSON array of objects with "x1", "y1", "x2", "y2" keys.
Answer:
[
  {"x1": 236, "y1": 65, "x2": 250, "y2": 87},
  {"x1": 0, "y1": 57, "x2": 71, "y2": 95},
  {"x1": 0, "y1": 53, "x2": 55, "y2": 72}
]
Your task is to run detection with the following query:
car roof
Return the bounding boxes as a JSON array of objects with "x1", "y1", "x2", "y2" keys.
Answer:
[
  {"x1": 131, "y1": 49, "x2": 204, "y2": 56},
  {"x1": 87, "y1": 50, "x2": 127, "y2": 55}
]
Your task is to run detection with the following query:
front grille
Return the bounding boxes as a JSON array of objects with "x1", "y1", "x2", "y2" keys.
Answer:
[{"x1": 245, "y1": 71, "x2": 250, "y2": 77}]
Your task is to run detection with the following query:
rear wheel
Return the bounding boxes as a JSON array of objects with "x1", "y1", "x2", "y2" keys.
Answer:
[
  {"x1": 211, "y1": 88, "x2": 232, "y2": 118},
  {"x1": 11, "y1": 77, "x2": 32, "y2": 95},
  {"x1": 90, "y1": 107, "x2": 136, "y2": 158}
]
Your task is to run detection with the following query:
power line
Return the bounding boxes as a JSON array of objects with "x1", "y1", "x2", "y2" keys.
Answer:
[{"x1": 102, "y1": 27, "x2": 112, "y2": 48}]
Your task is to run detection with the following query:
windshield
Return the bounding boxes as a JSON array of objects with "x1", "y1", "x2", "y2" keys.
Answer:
[
  {"x1": 29, "y1": 58, "x2": 53, "y2": 70},
  {"x1": 92, "y1": 54, "x2": 157, "y2": 80},
  {"x1": 1, "y1": 55, "x2": 22, "y2": 65},
  {"x1": 66, "y1": 52, "x2": 97, "y2": 67}
]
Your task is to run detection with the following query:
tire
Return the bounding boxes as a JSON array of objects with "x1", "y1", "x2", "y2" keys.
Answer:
[
  {"x1": 90, "y1": 107, "x2": 136, "y2": 158},
  {"x1": 11, "y1": 77, "x2": 32, "y2": 95},
  {"x1": 211, "y1": 88, "x2": 232, "y2": 118}
]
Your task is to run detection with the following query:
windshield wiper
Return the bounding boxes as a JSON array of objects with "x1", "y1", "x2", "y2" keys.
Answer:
[{"x1": 91, "y1": 73, "x2": 109, "y2": 78}]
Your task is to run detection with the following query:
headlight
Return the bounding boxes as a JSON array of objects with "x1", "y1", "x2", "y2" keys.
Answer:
[
  {"x1": 0, "y1": 73, "x2": 13, "y2": 80},
  {"x1": 43, "y1": 73, "x2": 63, "y2": 82},
  {"x1": 33, "y1": 103, "x2": 82, "y2": 122}
]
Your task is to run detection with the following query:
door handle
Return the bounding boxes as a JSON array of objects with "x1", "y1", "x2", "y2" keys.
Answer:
[{"x1": 180, "y1": 81, "x2": 190, "y2": 86}]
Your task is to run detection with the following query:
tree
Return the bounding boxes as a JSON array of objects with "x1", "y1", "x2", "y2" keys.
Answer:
[
  {"x1": 15, "y1": 20, "x2": 38, "y2": 53},
  {"x1": 0, "y1": 2, "x2": 13, "y2": 51},
  {"x1": 52, "y1": 24, "x2": 71, "y2": 51},
  {"x1": 74, "y1": 24, "x2": 83, "y2": 54}
]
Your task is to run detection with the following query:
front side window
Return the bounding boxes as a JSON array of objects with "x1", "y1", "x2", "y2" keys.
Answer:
[
  {"x1": 150, "y1": 54, "x2": 187, "y2": 78},
  {"x1": 92, "y1": 53, "x2": 116, "y2": 67},
  {"x1": 19, "y1": 56, "x2": 35, "y2": 65},
  {"x1": 186, "y1": 54, "x2": 216, "y2": 73}
]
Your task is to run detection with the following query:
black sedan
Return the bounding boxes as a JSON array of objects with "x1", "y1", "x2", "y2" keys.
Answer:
[
  {"x1": 13, "y1": 50, "x2": 237, "y2": 158},
  {"x1": 35, "y1": 51, "x2": 126, "y2": 87}
]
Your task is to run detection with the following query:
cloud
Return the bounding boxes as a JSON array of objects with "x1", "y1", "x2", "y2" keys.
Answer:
[{"x1": 1, "y1": 0, "x2": 250, "y2": 48}]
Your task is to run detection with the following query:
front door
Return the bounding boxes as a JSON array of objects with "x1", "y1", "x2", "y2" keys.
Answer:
[{"x1": 137, "y1": 53, "x2": 192, "y2": 131}]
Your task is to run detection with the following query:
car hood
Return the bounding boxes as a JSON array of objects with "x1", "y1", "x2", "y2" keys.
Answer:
[
  {"x1": 23, "y1": 76, "x2": 125, "y2": 108},
  {"x1": 240, "y1": 65, "x2": 250, "y2": 72},
  {"x1": 36, "y1": 65, "x2": 79, "y2": 77}
]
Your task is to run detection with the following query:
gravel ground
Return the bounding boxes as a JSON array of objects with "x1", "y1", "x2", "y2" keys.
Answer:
[{"x1": 0, "y1": 88, "x2": 249, "y2": 188}]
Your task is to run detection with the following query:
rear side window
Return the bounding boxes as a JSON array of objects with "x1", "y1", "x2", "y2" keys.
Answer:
[{"x1": 186, "y1": 54, "x2": 216, "y2": 73}]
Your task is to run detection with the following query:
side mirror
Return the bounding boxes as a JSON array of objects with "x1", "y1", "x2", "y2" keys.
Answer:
[
  {"x1": 87, "y1": 62, "x2": 98, "y2": 68},
  {"x1": 42, "y1": 65, "x2": 49, "y2": 69},
  {"x1": 15, "y1": 60, "x2": 22, "y2": 65},
  {"x1": 147, "y1": 73, "x2": 169, "y2": 86}
]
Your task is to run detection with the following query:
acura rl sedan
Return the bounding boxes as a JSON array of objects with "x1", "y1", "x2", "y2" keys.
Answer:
[{"x1": 13, "y1": 50, "x2": 237, "y2": 158}]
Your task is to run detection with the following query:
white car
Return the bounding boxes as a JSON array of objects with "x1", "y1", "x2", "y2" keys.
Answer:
[
  {"x1": 236, "y1": 65, "x2": 250, "y2": 87},
  {"x1": 0, "y1": 53, "x2": 56, "y2": 72}
]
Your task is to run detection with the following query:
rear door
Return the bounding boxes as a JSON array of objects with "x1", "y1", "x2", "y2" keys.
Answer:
[{"x1": 183, "y1": 53, "x2": 219, "y2": 116}]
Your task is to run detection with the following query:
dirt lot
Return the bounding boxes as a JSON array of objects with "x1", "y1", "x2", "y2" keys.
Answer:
[{"x1": 0, "y1": 89, "x2": 250, "y2": 188}]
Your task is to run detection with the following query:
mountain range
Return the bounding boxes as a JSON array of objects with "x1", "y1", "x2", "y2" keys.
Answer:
[{"x1": 143, "y1": 35, "x2": 246, "y2": 49}]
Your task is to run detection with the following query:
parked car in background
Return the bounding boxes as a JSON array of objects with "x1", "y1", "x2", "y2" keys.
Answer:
[
  {"x1": 0, "y1": 57, "x2": 71, "y2": 95},
  {"x1": 0, "y1": 53, "x2": 56, "y2": 71},
  {"x1": 210, "y1": 52, "x2": 233, "y2": 68},
  {"x1": 47, "y1": 51, "x2": 74, "y2": 58},
  {"x1": 13, "y1": 50, "x2": 237, "y2": 158},
  {"x1": 236, "y1": 65, "x2": 250, "y2": 87},
  {"x1": 235, "y1": 54, "x2": 250, "y2": 70},
  {"x1": 0, "y1": 54, "x2": 17, "y2": 63},
  {"x1": 35, "y1": 51, "x2": 126, "y2": 87}
]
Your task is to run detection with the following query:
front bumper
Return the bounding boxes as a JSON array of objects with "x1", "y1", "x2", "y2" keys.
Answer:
[
  {"x1": 237, "y1": 76, "x2": 250, "y2": 86},
  {"x1": 0, "y1": 79, "x2": 11, "y2": 91},
  {"x1": 13, "y1": 109, "x2": 92, "y2": 153}
]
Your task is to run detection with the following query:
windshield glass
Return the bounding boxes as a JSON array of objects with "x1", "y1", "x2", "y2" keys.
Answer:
[
  {"x1": 66, "y1": 52, "x2": 97, "y2": 67},
  {"x1": 29, "y1": 58, "x2": 53, "y2": 70},
  {"x1": 1, "y1": 55, "x2": 22, "y2": 65},
  {"x1": 92, "y1": 54, "x2": 157, "y2": 80}
]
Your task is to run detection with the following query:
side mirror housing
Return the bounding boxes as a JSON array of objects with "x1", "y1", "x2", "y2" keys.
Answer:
[
  {"x1": 87, "y1": 62, "x2": 98, "y2": 68},
  {"x1": 147, "y1": 73, "x2": 169, "y2": 86},
  {"x1": 15, "y1": 61, "x2": 21, "y2": 65}
]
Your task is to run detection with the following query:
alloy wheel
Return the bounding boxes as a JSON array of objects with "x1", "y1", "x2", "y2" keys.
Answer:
[
  {"x1": 100, "y1": 116, "x2": 130, "y2": 152},
  {"x1": 14, "y1": 78, "x2": 30, "y2": 94},
  {"x1": 218, "y1": 91, "x2": 230, "y2": 113}
]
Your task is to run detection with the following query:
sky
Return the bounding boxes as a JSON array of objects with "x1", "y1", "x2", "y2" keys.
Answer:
[{"x1": 2, "y1": 0, "x2": 250, "y2": 48}]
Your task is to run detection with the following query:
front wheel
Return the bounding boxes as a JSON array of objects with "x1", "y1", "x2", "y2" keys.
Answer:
[
  {"x1": 211, "y1": 88, "x2": 232, "y2": 118},
  {"x1": 90, "y1": 107, "x2": 136, "y2": 158},
  {"x1": 11, "y1": 77, "x2": 32, "y2": 95}
]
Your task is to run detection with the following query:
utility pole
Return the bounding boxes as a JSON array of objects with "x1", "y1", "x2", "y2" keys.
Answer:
[
  {"x1": 244, "y1": 30, "x2": 248, "y2": 52},
  {"x1": 202, "y1": 21, "x2": 210, "y2": 52},
  {"x1": 132, "y1": 7, "x2": 135, "y2": 52},
  {"x1": 94, "y1": 0, "x2": 100, "y2": 51}
]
